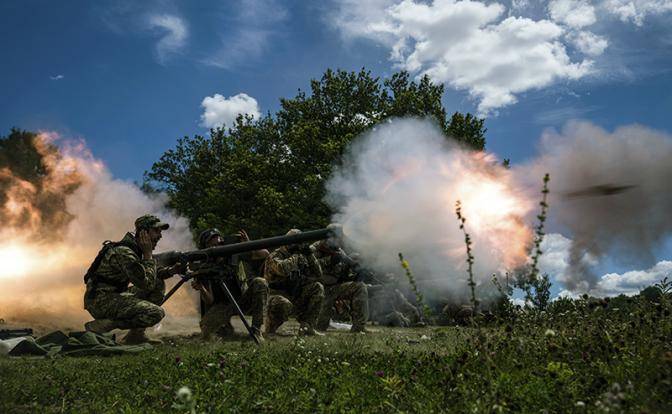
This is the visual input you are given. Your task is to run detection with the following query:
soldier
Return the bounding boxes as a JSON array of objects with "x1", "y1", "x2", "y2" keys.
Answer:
[
  {"x1": 368, "y1": 281, "x2": 422, "y2": 327},
  {"x1": 83, "y1": 214, "x2": 181, "y2": 344},
  {"x1": 190, "y1": 228, "x2": 268, "y2": 343},
  {"x1": 311, "y1": 238, "x2": 369, "y2": 333},
  {"x1": 264, "y1": 229, "x2": 325, "y2": 336}
]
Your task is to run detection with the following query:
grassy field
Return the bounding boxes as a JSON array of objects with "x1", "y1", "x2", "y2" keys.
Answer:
[{"x1": 1, "y1": 296, "x2": 671, "y2": 413}]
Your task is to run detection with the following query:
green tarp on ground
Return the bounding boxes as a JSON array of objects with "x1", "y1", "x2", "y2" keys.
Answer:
[{"x1": 3, "y1": 330, "x2": 152, "y2": 357}]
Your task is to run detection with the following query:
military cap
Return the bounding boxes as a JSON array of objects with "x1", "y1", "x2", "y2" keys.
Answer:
[{"x1": 135, "y1": 214, "x2": 170, "y2": 231}]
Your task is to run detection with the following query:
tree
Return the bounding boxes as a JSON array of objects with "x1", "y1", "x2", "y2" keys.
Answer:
[{"x1": 145, "y1": 69, "x2": 488, "y2": 237}]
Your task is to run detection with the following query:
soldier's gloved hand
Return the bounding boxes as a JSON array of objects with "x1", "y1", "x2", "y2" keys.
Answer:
[{"x1": 299, "y1": 245, "x2": 313, "y2": 256}]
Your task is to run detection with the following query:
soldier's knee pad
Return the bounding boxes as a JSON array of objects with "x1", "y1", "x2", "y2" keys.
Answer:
[
  {"x1": 251, "y1": 277, "x2": 269, "y2": 290},
  {"x1": 145, "y1": 305, "x2": 166, "y2": 325},
  {"x1": 310, "y1": 282, "x2": 325, "y2": 296}
]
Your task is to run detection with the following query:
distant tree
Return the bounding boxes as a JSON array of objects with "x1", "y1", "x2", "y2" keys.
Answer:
[{"x1": 145, "y1": 69, "x2": 488, "y2": 236}]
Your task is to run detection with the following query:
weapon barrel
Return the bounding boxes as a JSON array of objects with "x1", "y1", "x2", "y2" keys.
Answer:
[{"x1": 154, "y1": 228, "x2": 333, "y2": 264}]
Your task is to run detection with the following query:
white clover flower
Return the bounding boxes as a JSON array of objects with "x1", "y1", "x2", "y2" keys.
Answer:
[{"x1": 176, "y1": 386, "x2": 192, "y2": 401}]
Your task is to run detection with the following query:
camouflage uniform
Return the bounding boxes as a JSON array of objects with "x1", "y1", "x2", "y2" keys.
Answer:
[
  {"x1": 84, "y1": 232, "x2": 166, "y2": 329},
  {"x1": 311, "y1": 240, "x2": 369, "y2": 332},
  {"x1": 264, "y1": 245, "x2": 324, "y2": 333},
  {"x1": 368, "y1": 284, "x2": 421, "y2": 327},
  {"x1": 192, "y1": 256, "x2": 268, "y2": 339}
]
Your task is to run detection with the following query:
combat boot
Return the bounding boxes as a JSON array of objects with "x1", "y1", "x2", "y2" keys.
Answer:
[
  {"x1": 84, "y1": 319, "x2": 119, "y2": 334},
  {"x1": 299, "y1": 323, "x2": 325, "y2": 336},
  {"x1": 265, "y1": 317, "x2": 282, "y2": 335},
  {"x1": 215, "y1": 322, "x2": 235, "y2": 338},
  {"x1": 121, "y1": 328, "x2": 163, "y2": 345},
  {"x1": 251, "y1": 327, "x2": 265, "y2": 343},
  {"x1": 350, "y1": 324, "x2": 369, "y2": 334}
]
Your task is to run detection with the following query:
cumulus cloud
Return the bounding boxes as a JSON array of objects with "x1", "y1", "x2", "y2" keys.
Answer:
[
  {"x1": 200, "y1": 93, "x2": 261, "y2": 129},
  {"x1": 548, "y1": 0, "x2": 597, "y2": 28},
  {"x1": 559, "y1": 261, "x2": 672, "y2": 297},
  {"x1": 330, "y1": 0, "x2": 595, "y2": 115},
  {"x1": 570, "y1": 30, "x2": 609, "y2": 55},
  {"x1": 148, "y1": 13, "x2": 188, "y2": 63},
  {"x1": 49, "y1": 74, "x2": 64, "y2": 81},
  {"x1": 602, "y1": 0, "x2": 672, "y2": 26}
]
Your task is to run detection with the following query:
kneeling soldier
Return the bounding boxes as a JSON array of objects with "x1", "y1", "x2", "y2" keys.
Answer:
[
  {"x1": 191, "y1": 228, "x2": 268, "y2": 343},
  {"x1": 83, "y1": 215, "x2": 180, "y2": 344},
  {"x1": 264, "y1": 229, "x2": 325, "y2": 336}
]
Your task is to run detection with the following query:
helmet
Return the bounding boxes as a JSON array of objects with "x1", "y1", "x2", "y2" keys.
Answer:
[{"x1": 198, "y1": 228, "x2": 223, "y2": 249}]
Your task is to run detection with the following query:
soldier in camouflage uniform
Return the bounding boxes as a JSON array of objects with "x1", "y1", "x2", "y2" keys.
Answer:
[
  {"x1": 368, "y1": 282, "x2": 422, "y2": 327},
  {"x1": 190, "y1": 228, "x2": 268, "y2": 343},
  {"x1": 311, "y1": 238, "x2": 369, "y2": 333},
  {"x1": 83, "y1": 215, "x2": 181, "y2": 344},
  {"x1": 264, "y1": 229, "x2": 325, "y2": 336}
]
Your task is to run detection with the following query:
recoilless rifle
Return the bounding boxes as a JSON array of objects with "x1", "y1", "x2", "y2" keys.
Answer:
[{"x1": 154, "y1": 228, "x2": 334, "y2": 344}]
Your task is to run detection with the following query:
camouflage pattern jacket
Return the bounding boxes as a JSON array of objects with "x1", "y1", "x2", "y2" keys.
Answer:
[
  {"x1": 263, "y1": 246, "x2": 323, "y2": 292},
  {"x1": 85, "y1": 232, "x2": 157, "y2": 297},
  {"x1": 310, "y1": 240, "x2": 353, "y2": 287}
]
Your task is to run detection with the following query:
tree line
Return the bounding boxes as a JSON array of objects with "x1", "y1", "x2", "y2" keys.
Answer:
[{"x1": 144, "y1": 69, "x2": 487, "y2": 238}]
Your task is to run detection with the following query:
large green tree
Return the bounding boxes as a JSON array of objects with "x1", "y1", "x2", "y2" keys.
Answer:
[{"x1": 145, "y1": 69, "x2": 487, "y2": 237}]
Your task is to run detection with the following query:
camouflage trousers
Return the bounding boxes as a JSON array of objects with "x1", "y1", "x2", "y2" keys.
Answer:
[
  {"x1": 199, "y1": 277, "x2": 269, "y2": 338},
  {"x1": 84, "y1": 279, "x2": 166, "y2": 329},
  {"x1": 368, "y1": 285, "x2": 420, "y2": 327},
  {"x1": 266, "y1": 281, "x2": 324, "y2": 332},
  {"x1": 317, "y1": 281, "x2": 369, "y2": 331}
]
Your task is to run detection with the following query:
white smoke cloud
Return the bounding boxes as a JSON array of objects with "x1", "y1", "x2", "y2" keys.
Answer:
[
  {"x1": 200, "y1": 93, "x2": 261, "y2": 129},
  {"x1": 327, "y1": 118, "x2": 535, "y2": 303},
  {"x1": 518, "y1": 121, "x2": 672, "y2": 291},
  {"x1": 0, "y1": 135, "x2": 197, "y2": 333}
]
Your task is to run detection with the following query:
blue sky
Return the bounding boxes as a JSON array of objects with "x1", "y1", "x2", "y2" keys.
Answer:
[
  {"x1": 2, "y1": 0, "x2": 670, "y2": 182},
  {"x1": 1, "y1": 0, "x2": 672, "y2": 295}
]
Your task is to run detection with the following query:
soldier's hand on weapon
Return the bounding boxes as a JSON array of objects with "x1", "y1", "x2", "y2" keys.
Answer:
[
  {"x1": 237, "y1": 229, "x2": 250, "y2": 242},
  {"x1": 191, "y1": 280, "x2": 205, "y2": 291},
  {"x1": 159, "y1": 261, "x2": 188, "y2": 279},
  {"x1": 138, "y1": 229, "x2": 154, "y2": 259}
]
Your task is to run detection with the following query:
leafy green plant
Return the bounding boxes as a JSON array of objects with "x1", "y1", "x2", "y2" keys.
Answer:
[
  {"x1": 455, "y1": 200, "x2": 479, "y2": 311},
  {"x1": 515, "y1": 173, "x2": 552, "y2": 309},
  {"x1": 398, "y1": 252, "x2": 432, "y2": 321}
]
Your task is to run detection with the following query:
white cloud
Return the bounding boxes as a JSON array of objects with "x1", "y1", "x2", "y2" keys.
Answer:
[
  {"x1": 548, "y1": 0, "x2": 597, "y2": 28},
  {"x1": 148, "y1": 14, "x2": 188, "y2": 63},
  {"x1": 602, "y1": 0, "x2": 672, "y2": 26},
  {"x1": 538, "y1": 233, "x2": 573, "y2": 279},
  {"x1": 49, "y1": 75, "x2": 64, "y2": 81},
  {"x1": 200, "y1": 93, "x2": 261, "y2": 129},
  {"x1": 330, "y1": 0, "x2": 595, "y2": 116},
  {"x1": 204, "y1": 0, "x2": 288, "y2": 69},
  {"x1": 591, "y1": 261, "x2": 672, "y2": 296},
  {"x1": 570, "y1": 30, "x2": 609, "y2": 55}
]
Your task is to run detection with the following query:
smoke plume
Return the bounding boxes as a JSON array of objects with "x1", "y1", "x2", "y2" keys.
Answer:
[
  {"x1": 0, "y1": 132, "x2": 198, "y2": 333},
  {"x1": 327, "y1": 118, "x2": 535, "y2": 303},
  {"x1": 519, "y1": 121, "x2": 672, "y2": 292}
]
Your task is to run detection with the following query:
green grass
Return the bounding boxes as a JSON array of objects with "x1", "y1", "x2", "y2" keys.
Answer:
[{"x1": 1, "y1": 297, "x2": 671, "y2": 413}]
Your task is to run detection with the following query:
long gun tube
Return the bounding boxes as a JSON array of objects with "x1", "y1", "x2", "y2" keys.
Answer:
[{"x1": 154, "y1": 228, "x2": 334, "y2": 268}]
